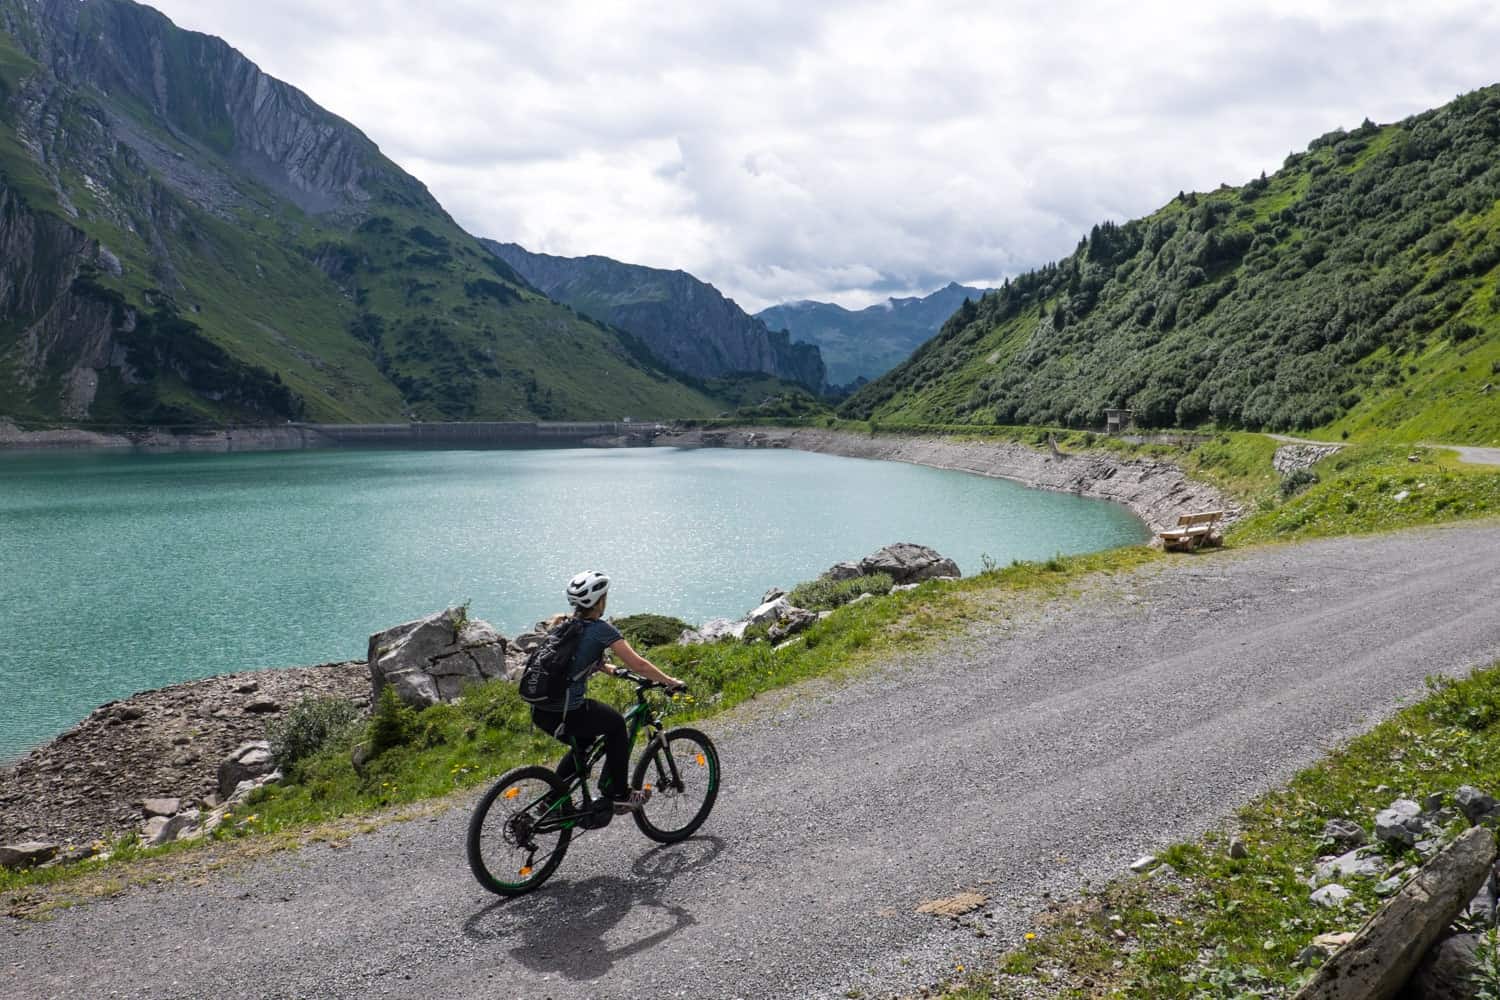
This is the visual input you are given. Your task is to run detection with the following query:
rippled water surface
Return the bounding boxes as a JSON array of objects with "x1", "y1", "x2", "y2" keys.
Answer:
[{"x1": 0, "y1": 446, "x2": 1149, "y2": 756}]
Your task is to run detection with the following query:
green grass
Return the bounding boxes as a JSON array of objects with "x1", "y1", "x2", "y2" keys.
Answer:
[
  {"x1": 938, "y1": 660, "x2": 1500, "y2": 999},
  {"x1": 0, "y1": 544, "x2": 1159, "y2": 897},
  {"x1": 1231, "y1": 444, "x2": 1500, "y2": 543}
]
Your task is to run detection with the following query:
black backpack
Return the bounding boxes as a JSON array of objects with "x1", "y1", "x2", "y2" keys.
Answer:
[{"x1": 517, "y1": 618, "x2": 589, "y2": 706}]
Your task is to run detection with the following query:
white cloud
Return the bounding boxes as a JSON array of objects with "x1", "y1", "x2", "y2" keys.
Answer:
[{"x1": 148, "y1": 0, "x2": 1500, "y2": 311}]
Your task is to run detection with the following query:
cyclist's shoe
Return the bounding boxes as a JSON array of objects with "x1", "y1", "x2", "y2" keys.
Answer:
[{"x1": 612, "y1": 789, "x2": 652, "y2": 815}]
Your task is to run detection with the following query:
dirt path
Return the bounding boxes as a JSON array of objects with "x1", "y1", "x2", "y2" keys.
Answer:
[
  {"x1": 1430, "y1": 444, "x2": 1500, "y2": 467},
  {"x1": 6, "y1": 522, "x2": 1500, "y2": 1000}
]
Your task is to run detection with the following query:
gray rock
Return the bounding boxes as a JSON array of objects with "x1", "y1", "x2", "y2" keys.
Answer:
[
  {"x1": 1128, "y1": 855, "x2": 1157, "y2": 873},
  {"x1": 1406, "y1": 933, "x2": 1484, "y2": 1000},
  {"x1": 1422, "y1": 793, "x2": 1446, "y2": 814},
  {"x1": 1315, "y1": 847, "x2": 1385, "y2": 884},
  {"x1": 510, "y1": 631, "x2": 545, "y2": 654},
  {"x1": 857, "y1": 542, "x2": 961, "y2": 584},
  {"x1": 1229, "y1": 836, "x2": 1249, "y2": 860},
  {"x1": 146, "y1": 809, "x2": 201, "y2": 846},
  {"x1": 762, "y1": 587, "x2": 786, "y2": 604},
  {"x1": 1310, "y1": 884, "x2": 1352, "y2": 908},
  {"x1": 234, "y1": 680, "x2": 260, "y2": 695},
  {"x1": 1374, "y1": 876, "x2": 1403, "y2": 897},
  {"x1": 697, "y1": 618, "x2": 750, "y2": 642},
  {"x1": 821, "y1": 561, "x2": 863, "y2": 582},
  {"x1": 747, "y1": 597, "x2": 790, "y2": 627},
  {"x1": 367, "y1": 607, "x2": 509, "y2": 707},
  {"x1": 1322, "y1": 818, "x2": 1367, "y2": 849},
  {"x1": 141, "y1": 797, "x2": 180, "y2": 818},
  {"x1": 0, "y1": 841, "x2": 59, "y2": 870},
  {"x1": 891, "y1": 583, "x2": 921, "y2": 593},
  {"x1": 141, "y1": 816, "x2": 169, "y2": 842},
  {"x1": 1456, "y1": 785, "x2": 1499, "y2": 823},
  {"x1": 218, "y1": 740, "x2": 274, "y2": 798},
  {"x1": 768, "y1": 607, "x2": 819, "y2": 643},
  {"x1": 1292, "y1": 826, "x2": 1497, "y2": 1000},
  {"x1": 244, "y1": 697, "x2": 280, "y2": 714},
  {"x1": 1375, "y1": 798, "x2": 1427, "y2": 848}
]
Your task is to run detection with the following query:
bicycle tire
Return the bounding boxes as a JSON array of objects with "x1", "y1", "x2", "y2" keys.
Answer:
[
  {"x1": 631, "y1": 727, "x2": 720, "y2": 843},
  {"x1": 467, "y1": 765, "x2": 573, "y2": 896}
]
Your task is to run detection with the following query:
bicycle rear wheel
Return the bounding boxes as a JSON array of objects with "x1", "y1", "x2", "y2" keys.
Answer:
[
  {"x1": 631, "y1": 727, "x2": 720, "y2": 843},
  {"x1": 467, "y1": 765, "x2": 572, "y2": 896}
]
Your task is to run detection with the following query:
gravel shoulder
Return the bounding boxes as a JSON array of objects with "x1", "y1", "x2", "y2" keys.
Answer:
[{"x1": 6, "y1": 522, "x2": 1500, "y2": 1000}]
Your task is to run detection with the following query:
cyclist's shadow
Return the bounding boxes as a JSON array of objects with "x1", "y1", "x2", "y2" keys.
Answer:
[{"x1": 462, "y1": 835, "x2": 726, "y2": 982}]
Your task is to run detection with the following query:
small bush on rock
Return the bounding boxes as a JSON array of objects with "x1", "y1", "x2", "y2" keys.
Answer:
[
  {"x1": 787, "y1": 573, "x2": 894, "y2": 612},
  {"x1": 612, "y1": 613, "x2": 693, "y2": 650},
  {"x1": 267, "y1": 697, "x2": 362, "y2": 772}
]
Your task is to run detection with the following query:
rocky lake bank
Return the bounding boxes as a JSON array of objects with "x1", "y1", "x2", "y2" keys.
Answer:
[
  {"x1": 657, "y1": 425, "x2": 1240, "y2": 534},
  {"x1": 0, "y1": 661, "x2": 369, "y2": 849}
]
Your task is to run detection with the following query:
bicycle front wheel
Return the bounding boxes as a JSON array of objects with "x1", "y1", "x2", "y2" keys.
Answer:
[
  {"x1": 467, "y1": 765, "x2": 572, "y2": 896},
  {"x1": 631, "y1": 727, "x2": 720, "y2": 843}
]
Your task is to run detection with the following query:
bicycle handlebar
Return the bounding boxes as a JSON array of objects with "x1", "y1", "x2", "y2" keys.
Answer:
[{"x1": 612, "y1": 668, "x2": 686, "y2": 693}]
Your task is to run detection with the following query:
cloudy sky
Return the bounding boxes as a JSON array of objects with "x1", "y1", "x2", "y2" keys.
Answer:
[{"x1": 149, "y1": 0, "x2": 1500, "y2": 312}]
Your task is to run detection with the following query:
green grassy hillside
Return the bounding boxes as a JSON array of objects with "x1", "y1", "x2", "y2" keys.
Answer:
[
  {"x1": 843, "y1": 87, "x2": 1500, "y2": 445},
  {"x1": 0, "y1": 0, "x2": 718, "y2": 426}
]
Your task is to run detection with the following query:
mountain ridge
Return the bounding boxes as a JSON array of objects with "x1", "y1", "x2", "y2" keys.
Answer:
[
  {"x1": 757, "y1": 281, "x2": 990, "y2": 386},
  {"x1": 485, "y1": 240, "x2": 826, "y2": 392},
  {"x1": 0, "y1": 0, "x2": 718, "y2": 425}
]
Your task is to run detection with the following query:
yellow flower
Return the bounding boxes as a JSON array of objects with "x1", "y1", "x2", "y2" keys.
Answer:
[
  {"x1": 1024, "y1": 932, "x2": 1036, "y2": 940},
  {"x1": 246, "y1": 814, "x2": 259, "y2": 823}
]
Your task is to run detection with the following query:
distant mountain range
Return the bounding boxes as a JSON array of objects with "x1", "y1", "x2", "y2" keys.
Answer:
[
  {"x1": 485, "y1": 242, "x2": 826, "y2": 392},
  {"x1": 757, "y1": 283, "x2": 990, "y2": 387},
  {"x1": 0, "y1": 0, "x2": 722, "y2": 425}
]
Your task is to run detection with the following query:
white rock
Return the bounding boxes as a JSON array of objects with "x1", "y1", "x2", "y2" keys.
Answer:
[
  {"x1": 1311, "y1": 884, "x2": 1352, "y2": 908},
  {"x1": 1129, "y1": 855, "x2": 1157, "y2": 873},
  {"x1": 1316, "y1": 848, "x2": 1385, "y2": 883},
  {"x1": 746, "y1": 597, "x2": 790, "y2": 626}
]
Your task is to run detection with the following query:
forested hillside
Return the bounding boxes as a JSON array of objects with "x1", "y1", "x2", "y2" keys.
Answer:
[
  {"x1": 843, "y1": 87, "x2": 1500, "y2": 444},
  {"x1": 0, "y1": 0, "x2": 718, "y2": 425}
]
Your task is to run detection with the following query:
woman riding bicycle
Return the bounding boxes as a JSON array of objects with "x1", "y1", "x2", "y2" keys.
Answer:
[{"x1": 530, "y1": 571, "x2": 685, "y2": 814}]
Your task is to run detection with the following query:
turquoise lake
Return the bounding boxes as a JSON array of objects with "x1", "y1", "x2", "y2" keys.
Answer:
[{"x1": 0, "y1": 446, "x2": 1149, "y2": 758}]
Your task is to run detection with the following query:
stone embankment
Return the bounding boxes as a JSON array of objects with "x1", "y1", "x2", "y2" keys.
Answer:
[
  {"x1": 0, "y1": 419, "x2": 326, "y2": 453},
  {"x1": 0, "y1": 661, "x2": 368, "y2": 849},
  {"x1": 657, "y1": 426, "x2": 1239, "y2": 534}
]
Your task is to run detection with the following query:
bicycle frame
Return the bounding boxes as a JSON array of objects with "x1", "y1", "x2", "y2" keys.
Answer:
[{"x1": 526, "y1": 678, "x2": 685, "y2": 835}]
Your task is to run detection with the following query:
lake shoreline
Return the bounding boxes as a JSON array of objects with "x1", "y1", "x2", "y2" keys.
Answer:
[{"x1": 656, "y1": 425, "x2": 1240, "y2": 534}]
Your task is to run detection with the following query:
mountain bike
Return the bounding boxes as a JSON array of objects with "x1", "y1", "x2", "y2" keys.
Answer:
[{"x1": 466, "y1": 670, "x2": 721, "y2": 896}]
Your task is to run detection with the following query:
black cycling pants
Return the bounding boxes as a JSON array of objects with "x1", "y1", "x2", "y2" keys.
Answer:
[{"x1": 531, "y1": 699, "x2": 630, "y2": 801}]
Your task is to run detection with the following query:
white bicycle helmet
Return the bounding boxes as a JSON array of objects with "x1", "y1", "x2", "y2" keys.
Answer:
[{"x1": 566, "y1": 570, "x2": 610, "y2": 610}]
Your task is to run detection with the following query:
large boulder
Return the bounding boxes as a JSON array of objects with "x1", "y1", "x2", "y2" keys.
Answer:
[
  {"x1": 856, "y1": 543, "x2": 960, "y2": 584},
  {"x1": 747, "y1": 597, "x2": 790, "y2": 627},
  {"x1": 1292, "y1": 825, "x2": 1497, "y2": 1000},
  {"x1": 820, "y1": 561, "x2": 863, "y2": 582},
  {"x1": 367, "y1": 606, "x2": 509, "y2": 708}
]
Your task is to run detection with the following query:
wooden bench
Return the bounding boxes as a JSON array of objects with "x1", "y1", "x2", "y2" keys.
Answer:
[{"x1": 1159, "y1": 510, "x2": 1225, "y2": 551}]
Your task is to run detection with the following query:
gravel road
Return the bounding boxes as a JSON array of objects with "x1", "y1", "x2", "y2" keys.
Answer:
[{"x1": 7, "y1": 522, "x2": 1500, "y2": 1000}]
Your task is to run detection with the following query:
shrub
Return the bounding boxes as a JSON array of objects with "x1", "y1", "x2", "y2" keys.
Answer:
[
  {"x1": 267, "y1": 697, "x2": 362, "y2": 772},
  {"x1": 786, "y1": 573, "x2": 894, "y2": 612},
  {"x1": 1425, "y1": 670, "x2": 1500, "y2": 731},
  {"x1": 369, "y1": 685, "x2": 418, "y2": 756},
  {"x1": 611, "y1": 613, "x2": 693, "y2": 649},
  {"x1": 1280, "y1": 468, "x2": 1319, "y2": 497}
]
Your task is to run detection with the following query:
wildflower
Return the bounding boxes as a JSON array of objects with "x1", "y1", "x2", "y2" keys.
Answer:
[{"x1": 1024, "y1": 932, "x2": 1036, "y2": 940}]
